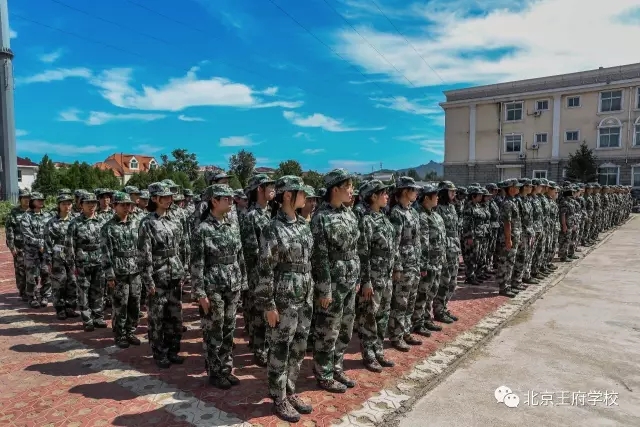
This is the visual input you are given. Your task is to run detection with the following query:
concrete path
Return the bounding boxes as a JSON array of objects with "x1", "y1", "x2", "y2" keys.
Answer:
[{"x1": 398, "y1": 217, "x2": 640, "y2": 427}]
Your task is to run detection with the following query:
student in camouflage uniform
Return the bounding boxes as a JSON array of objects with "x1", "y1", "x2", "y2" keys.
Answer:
[
  {"x1": 66, "y1": 192, "x2": 107, "y2": 331},
  {"x1": 256, "y1": 176, "x2": 314, "y2": 422},
  {"x1": 511, "y1": 179, "x2": 533, "y2": 289},
  {"x1": 240, "y1": 173, "x2": 275, "y2": 366},
  {"x1": 311, "y1": 168, "x2": 360, "y2": 393},
  {"x1": 356, "y1": 179, "x2": 397, "y2": 373},
  {"x1": 44, "y1": 194, "x2": 79, "y2": 319},
  {"x1": 433, "y1": 181, "x2": 461, "y2": 322},
  {"x1": 495, "y1": 179, "x2": 520, "y2": 298},
  {"x1": 123, "y1": 186, "x2": 143, "y2": 222},
  {"x1": 137, "y1": 189, "x2": 150, "y2": 212},
  {"x1": 558, "y1": 185, "x2": 579, "y2": 262},
  {"x1": 524, "y1": 179, "x2": 544, "y2": 283},
  {"x1": 72, "y1": 189, "x2": 85, "y2": 216},
  {"x1": 96, "y1": 189, "x2": 114, "y2": 224},
  {"x1": 183, "y1": 189, "x2": 195, "y2": 215},
  {"x1": 21, "y1": 192, "x2": 51, "y2": 308},
  {"x1": 545, "y1": 182, "x2": 561, "y2": 270},
  {"x1": 530, "y1": 179, "x2": 551, "y2": 278},
  {"x1": 233, "y1": 189, "x2": 249, "y2": 216},
  {"x1": 5, "y1": 189, "x2": 31, "y2": 301},
  {"x1": 298, "y1": 188, "x2": 319, "y2": 222},
  {"x1": 101, "y1": 192, "x2": 142, "y2": 348},
  {"x1": 191, "y1": 184, "x2": 247, "y2": 388},
  {"x1": 352, "y1": 181, "x2": 370, "y2": 220},
  {"x1": 461, "y1": 187, "x2": 488, "y2": 285}
]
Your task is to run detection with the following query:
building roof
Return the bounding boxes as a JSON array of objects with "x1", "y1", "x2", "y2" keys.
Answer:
[
  {"x1": 199, "y1": 165, "x2": 224, "y2": 173},
  {"x1": 443, "y1": 62, "x2": 640, "y2": 103},
  {"x1": 95, "y1": 153, "x2": 158, "y2": 177},
  {"x1": 255, "y1": 167, "x2": 276, "y2": 174},
  {"x1": 17, "y1": 156, "x2": 38, "y2": 167}
]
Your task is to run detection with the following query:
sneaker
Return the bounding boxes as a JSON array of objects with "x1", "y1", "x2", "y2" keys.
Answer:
[
  {"x1": 445, "y1": 311, "x2": 459, "y2": 321},
  {"x1": 499, "y1": 288, "x2": 517, "y2": 298},
  {"x1": 126, "y1": 335, "x2": 141, "y2": 346},
  {"x1": 156, "y1": 357, "x2": 171, "y2": 369},
  {"x1": 84, "y1": 323, "x2": 95, "y2": 332},
  {"x1": 334, "y1": 371, "x2": 356, "y2": 388},
  {"x1": 363, "y1": 358, "x2": 383, "y2": 373},
  {"x1": 403, "y1": 334, "x2": 422, "y2": 345},
  {"x1": 56, "y1": 310, "x2": 67, "y2": 320},
  {"x1": 94, "y1": 319, "x2": 108, "y2": 328},
  {"x1": 29, "y1": 299, "x2": 40, "y2": 309},
  {"x1": 288, "y1": 394, "x2": 312, "y2": 414},
  {"x1": 413, "y1": 327, "x2": 431, "y2": 338},
  {"x1": 115, "y1": 338, "x2": 130, "y2": 349},
  {"x1": 375, "y1": 354, "x2": 395, "y2": 368},
  {"x1": 317, "y1": 378, "x2": 347, "y2": 393},
  {"x1": 391, "y1": 339, "x2": 410, "y2": 352},
  {"x1": 424, "y1": 320, "x2": 442, "y2": 331},
  {"x1": 65, "y1": 308, "x2": 80, "y2": 318},
  {"x1": 434, "y1": 312, "x2": 454, "y2": 324},
  {"x1": 168, "y1": 354, "x2": 186, "y2": 364},
  {"x1": 226, "y1": 373, "x2": 240, "y2": 386},
  {"x1": 274, "y1": 398, "x2": 301, "y2": 423}
]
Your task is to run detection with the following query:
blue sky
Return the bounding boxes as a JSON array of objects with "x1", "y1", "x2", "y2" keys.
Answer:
[{"x1": 11, "y1": 0, "x2": 640, "y2": 173}]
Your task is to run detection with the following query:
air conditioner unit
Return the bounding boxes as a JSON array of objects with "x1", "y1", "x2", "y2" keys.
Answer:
[
  {"x1": 531, "y1": 143, "x2": 540, "y2": 150},
  {"x1": 533, "y1": 110, "x2": 542, "y2": 117},
  {"x1": 518, "y1": 152, "x2": 527, "y2": 159}
]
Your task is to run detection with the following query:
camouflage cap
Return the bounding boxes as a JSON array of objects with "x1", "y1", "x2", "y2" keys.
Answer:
[
  {"x1": 395, "y1": 176, "x2": 422, "y2": 190},
  {"x1": 548, "y1": 180, "x2": 557, "y2": 187},
  {"x1": 123, "y1": 185, "x2": 141, "y2": 195},
  {"x1": 213, "y1": 172, "x2": 230, "y2": 181},
  {"x1": 316, "y1": 187, "x2": 327, "y2": 198},
  {"x1": 540, "y1": 178, "x2": 549, "y2": 186},
  {"x1": 468, "y1": 186, "x2": 483, "y2": 195},
  {"x1": 359, "y1": 179, "x2": 389, "y2": 198},
  {"x1": 584, "y1": 183, "x2": 593, "y2": 189},
  {"x1": 56, "y1": 194, "x2": 73, "y2": 204},
  {"x1": 469, "y1": 182, "x2": 481, "y2": 187},
  {"x1": 233, "y1": 189, "x2": 247, "y2": 199},
  {"x1": 161, "y1": 179, "x2": 177, "y2": 188},
  {"x1": 518, "y1": 178, "x2": 532, "y2": 186},
  {"x1": 497, "y1": 180, "x2": 506, "y2": 188},
  {"x1": 193, "y1": 194, "x2": 201, "y2": 203},
  {"x1": 503, "y1": 178, "x2": 521, "y2": 188},
  {"x1": 456, "y1": 186, "x2": 467, "y2": 194},
  {"x1": 138, "y1": 189, "x2": 150, "y2": 199},
  {"x1": 96, "y1": 188, "x2": 114, "y2": 197},
  {"x1": 183, "y1": 189, "x2": 194, "y2": 197},
  {"x1": 304, "y1": 186, "x2": 318, "y2": 198},
  {"x1": 30, "y1": 191, "x2": 45, "y2": 200},
  {"x1": 438, "y1": 180, "x2": 456, "y2": 190},
  {"x1": 531, "y1": 178, "x2": 541, "y2": 186},
  {"x1": 485, "y1": 183, "x2": 498, "y2": 191},
  {"x1": 80, "y1": 191, "x2": 98, "y2": 203},
  {"x1": 247, "y1": 173, "x2": 275, "y2": 191},
  {"x1": 205, "y1": 184, "x2": 234, "y2": 199},
  {"x1": 148, "y1": 182, "x2": 173, "y2": 197},
  {"x1": 18, "y1": 189, "x2": 31, "y2": 198},
  {"x1": 324, "y1": 168, "x2": 353, "y2": 188},
  {"x1": 173, "y1": 193, "x2": 185, "y2": 202},
  {"x1": 421, "y1": 182, "x2": 439, "y2": 194},
  {"x1": 482, "y1": 188, "x2": 491, "y2": 195},
  {"x1": 58, "y1": 188, "x2": 72, "y2": 196},
  {"x1": 112, "y1": 191, "x2": 135, "y2": 204},
  {"x1": 275, "y1": 175, "x2": 310, "y2": 194},
  {"x1": 74, "y1": 189, "x2": 86, "y2": 197}
]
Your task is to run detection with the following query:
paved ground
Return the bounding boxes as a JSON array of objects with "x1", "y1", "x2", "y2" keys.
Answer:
[
  {"x1": 398, "y1": 217, "x2": 640, "y2": 427},
  {"x1": 0, "y1": 219, "x2": 626, "y2": 427}
]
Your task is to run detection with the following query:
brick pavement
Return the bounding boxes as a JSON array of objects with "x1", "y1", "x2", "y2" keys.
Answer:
[{"x1": 0, "y1": 231, "x2": 518, "y2": 427}]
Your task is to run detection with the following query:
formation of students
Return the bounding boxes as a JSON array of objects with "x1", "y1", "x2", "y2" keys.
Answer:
[{"x1": 4, "y1": 170, "x2": 632, "y2": 423}]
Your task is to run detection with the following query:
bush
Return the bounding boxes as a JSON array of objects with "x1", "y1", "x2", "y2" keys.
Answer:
[{"x1": 0, "y1": 201, "x2": 12, "y2": 225}]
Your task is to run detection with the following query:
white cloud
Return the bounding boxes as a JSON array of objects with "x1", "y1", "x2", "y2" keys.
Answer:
[
  {"x1": 293, "y1": 131, "x2": 313, "y2": 141},
  {"x1": 58, "y1": 108, "x2": 166, "y2": 126},
  {"x1": 303, "y1": 148, "x2": 325, "y2": 155},
  {"x1": 219, "y1": 135, "x2": 258, "y2": 147},
  {"x1": 10, "y1": 28, "x2": 16, "y2": 39},
  {"x1": 335, "y1": 0, "x2": 640, "y2": 86},
  {"x1": 178, "y1": 114, "x2": 206, "y2": 122},
  {"x1": 283, "y1": 111, "x2": 384, "y2": 132},
  {"x1": 328, "y1": 159, "x2": 378, "y2": 172},
  {"x1": 134, "y1": 144, "x2": 164, "y2": 154},
  {"x1": 398, "y1": 134, "x2": 445, "y2": 157},
  {"x1": 15, "y1": 129, "x2": 28, "y2": 137},
  {"x1": 18, "y1": 140, "x2": 115, "y2": 156},
  {"x1": 371, "y1": 96, "x2": 441, "y2": 115},
  {"x1": 16, "y1": 67, "x2": 92, "y2": 85},
  {"x1": 90, "y1": 66, "x2": 303, "y2": 111},
  {"x1": 39, "y1": 49, "x2": 63, "y2": 64}
]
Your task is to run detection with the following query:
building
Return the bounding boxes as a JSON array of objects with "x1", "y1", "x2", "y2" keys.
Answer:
[
  {"x1": 255, "y1": 166, "x2": 276, "y2": 177},
  {"x1": 441, "y1": 63, "x2": 640, "y2": 186},
  {"x1": 17, "y1": 157, "x2": 38, "y2": 190},
  {"x1": 95, "y1": 153, "x2": 159, "y2": 185}
]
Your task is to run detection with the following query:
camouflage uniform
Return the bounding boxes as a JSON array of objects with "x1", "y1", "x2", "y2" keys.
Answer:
[
  {"x1": 101, "y1": 192, "x2": 142, "y2": 347},
  {"x1": 191, "y1": 184, "x2": 247, "y2": 384},
  {"x1": 5, "y1": 189, "x2": 30, "y2": 299},
  {"x1": 162, "y1": 180, "x2": 191, "y2": 283},
  {"x1": 526, "y1": 182, "x2": 544, "y2": 281},
  {"x1": 433, "y1": 181, "x2": 460, "y2": 319},
  {"x1": 558, "y1": 187, "x2": 578, "y2": 260},
  {"x1": 44, "y1": 195, "x2": 78, "y2": 318},
  {"x1": 21, "y1": 192, "x2": 52, "y2": 307},
  {"x1": 311, "y1": 169, "x2": 360, "y2": 390},
  {"x1": 96, "y1": 188, "x2": 115, "y2": 225},
  {"x1": 138, "y1": 183, "x2": 186, "y2": 366},
  {"x1": 461, "y1": 187, "x2": 487, "y2": 283},
  {"x1": 545, "y1": 182, "x2": 561, "y2": 267},
  {"x1": 512, "y1": 179, "x2": 533, "y2": 287},
  {"x1": 66, "y1": 192, "x2": 106, "y2": 330},
  {"x1": 495, "y1": 179, "x2": 521, "y2": 297},
  {"x1": 486, "y1": 184, "x2": 500, "y2": 269},
  {"x1": 256, "y1": 177, "x2": 314, "y2": 420}
]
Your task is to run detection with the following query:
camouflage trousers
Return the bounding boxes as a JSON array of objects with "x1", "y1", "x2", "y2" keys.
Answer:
[
  {"x1": 411, "y1": 268, "x2": 441, "y2": 330},
  {"x1": 462, "y1": 238, "x2": 481, "y2": 281},
  {"x1": 24, "y1": 251, "x2": 51, "y2": 301},
  {"x1": 531, "y1": 232, "x2": 546, "y2": 275},
  {"x1": 201, "y1": 289, "x2": 240, "y2": 377},
  {"x1": 546, "y1": 230, "x2": 559, "y2": 265},
  {"x1": 249, "y1": 283, "x2": 269, "y2": 360},
  {"x1": 496, "y1": 235, "x2": 520, "y2": 291},
  {"x1": 12, "y1": 249, "x2": 26, "y2": 296},
  {"x1": 557, "y1": 229, "x2": 574, "y2": 260},
  {"x1": 488, "y1": 228, "x2": 499, "y2": 268},
  {"x1": 524, "y1": 233, "x2": 541, "y2": 279},
  {"x1": 77, "y1": 265, "x2": 105, "y2": 326},
  {"x1": 313, "y1": 281, "x2": 357, "y2": 381},
  {"x1": 512, "y1": 234, "x2": 532, "y2": 285},
  {"x1": 148, "y1": 281, "x2": 183, "y2": 359},
  {"x1": 479, "y1": 236, "x2": 491, "y2": 273},
  {"x1": 111, "y1": 274, "x2": 141, "y2": 339},
  {"x1": 581, "y1": 217, "x2": 590, "y2": 244},
  {"x1": 433, "y1": 250, "x2": 460, "y2": 314},
  {"x1": 50, "y1": 260, "x2": 77, "y2": 311},
  {"x1": 267, "y1": 283, "x2": 313, "y2": 400},
  {"x1": 388, "y1": 267, "x2": 419, "y2": 341},
  {"x1": 358, "y1": 273, "x2": 393, "y2": 360}
]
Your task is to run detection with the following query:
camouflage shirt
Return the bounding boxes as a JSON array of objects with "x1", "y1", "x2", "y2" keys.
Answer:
[
  {"x1": 168, "y1": 203, "x2": 190, "y2": 261},
  {"x1": 435, "y1": 203, "x2": 460, "y2": 253},
  {"x1": 462, "y1": 202, "x2": 489, "y2": 239},
  {"x1": 420, "y1": 206, "x2": 447, "y2": 270},
  {"x1": 559, "y1": 197, "x2": 577, "y2": 228},
  {"x1": 357, "y1": 207, "x2": 398, "y2": 289},
  {"x1": 65, "y1": 214, "x2": 104, "y2": 270},
  {"x1": 256, "y1": 210, "x2": 314, "y2": 311},
  {"x1": 5, "y1": 206, "x2": 29, "y2": 251},
  {"x1": 529, "y1": 195, "x2": 543, "y2": 234},
  {"x1": 97, "y1": 208, "x2": 114, "y2": 226},
  {"x1": 101, "y1": 214, "x2": 140, "y2": 280},
  {"x1": 352, "y1": 202, "x2": 369, "y2": 221},
  {"x1": 517, "y1": 196, "x2": 535, "y2": 236},
  {"x1": 240, "y1": 203, "x2": 272, "y2": 290},
  {"x1": 44, "y1": 214, "x2": 73, "y2": 265},
  {"x1": 499, "y1": 196, "x2": 522, "y2": 240},
  {"x1": 191, "y1": 212, "x2": 247, "y2": 299},
  {"x1": 20, "y1": 210, "x2": 50, "y2": 252},
  {"x1": 389, "y1": 204, "x2": 421, "y2": 272}
]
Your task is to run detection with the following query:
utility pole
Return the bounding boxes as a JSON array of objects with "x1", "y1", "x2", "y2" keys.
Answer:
[{"x1": 0, "y1": 0, "x2": 17, "y2": 201}]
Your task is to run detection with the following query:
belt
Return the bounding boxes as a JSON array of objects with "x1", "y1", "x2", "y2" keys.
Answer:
[
  {"x1": 399, "y1": 238, "x2": 414, "y2": 246},
  {"x1": 212, "y1": 255, "x2": 236, "y2": 265},
  {"x1": 329, "y1": 250, "x2": 357, "y2": 262},
  {"x1": 80, "y1": 244, "x2": 100, "y2": 252},
  {"x1": 370, "y1": 248, "x2": 390, "y2": 258},
  {"x1": 277, "y1": 262, "x2": 311, "y2": 274},
  {"x1": 114, "y1": 249, "x2": 137, "y2": 258},
  {"x1": 153, "y1": 248, "x2": 177, "y2": 257}
]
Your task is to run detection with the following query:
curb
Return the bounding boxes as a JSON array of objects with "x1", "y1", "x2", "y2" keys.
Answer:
[{"x1": 333, "y1": 219, "x2": 630, "y2": 427}]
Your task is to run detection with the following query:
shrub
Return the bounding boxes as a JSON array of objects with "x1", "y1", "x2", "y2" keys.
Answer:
[{"x1": 0, "y1": 201, "x2": 12, "y2": 225}]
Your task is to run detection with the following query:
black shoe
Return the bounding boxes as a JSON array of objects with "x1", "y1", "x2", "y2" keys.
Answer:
[
  {"x1": 115, "y1": 338, "x2": 130, "y2": 349},
  {"x1": 445, "y1": 311, "x2": 458, "y2": 322},
  {"x1": 424, "y1": 320, "x2": 443, "y2": 331},
  {"x1": 226, "y1": 373, "x2": 240, "y2": 386},
  {"x1": 65, "y1": 308, "x2": 80, "y2": 318},
  {"x1": 288, "y1": 394, "x2": 312, "y2": 415},
  {"x1": 138, "y1": 312, "x2": 145, "y2": 319},
  {"x1": 39, "y1": 298, "x2": 49, "y2": 308},
  {"x1": 523, "y1": 278, "x2": 539, "y2": 285},
  {"x1": 317, "y1": 378, "x2": 347, "y2": 393},
  {"x1": 168, "y1": 354, "x2": 186, "y2": 364},
  {"x1": 363, "y1": 358, "x2": 383, "y2": 373},
  {"x1": 56, "y1": 310, "x2": 67, "y2": 320},
  {"x1": 84, "y1": 323, "x2": 95, "y2": 332},
  {"x1": 375, "y1": 354, "x2": 395, "y2": 368},
  {"x1": 434, "y1": 312, "x2": 454, "y2": 324},
  {"x1": 182, "y1": 325, "x2": 187, "y2": 332},
  {"x1": 29, "y1": 299, "x2": 40, "y2": 309},
  {"x1": 254, "y1": 353, "x2": 268, "y2": 367},
  {"x1": 274, "y1": 398, "x2": 301, "y2": 422},
  {"x1": 94, "y1": 319, "x2": 108, "y2": 328},
  {"x1": 127, "y1": 335, "x2": 141, "y2": 346},
  {"x1": 20, "y1": 293, "x2": 28, "y2": 302},
  {"x1": 513, "y1": 284, "x2": 528, "y2": 291},
  {"x1": 499, "y1": 289, "x2": 517, "y2": 298},
  {"x1": 156, "y1": 357, "x2": 171, "y2": 369},
  {"x1": 413, "y1": 327, "x2": 431, "y2": 338},
  {"x1": 334, "y1": 371, "x2": 356, "y2": 388},
  {"x1": 404, "y1": 334, "x2": 422, "y2": 345},
  {"x1": 569, "y1": 254, "x2": 579, "y2": 260},
  {"x1": 391, "y1": 339, "x2": 410, "y2": 352}
]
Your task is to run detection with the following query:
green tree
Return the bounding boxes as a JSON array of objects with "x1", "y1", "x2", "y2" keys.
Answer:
[
  {"x1": 567, "y1": 142, "x2": 598, "y2": 183},
  {"x1": 228, "y1": 175, "x2": 242, "y2": 190},
  {"x1": 274, "y1": 160, "x2": 303, "y2": 179},
  {"x1": 424, "y1": 170, "x2": 444, "y2": 182},
  {"x1": 303, "y1": 170, "x2": 324, "y2": 189},
  {"x1": 161, "y1": 149, "x2": 200, "y2": 182},
  {"x1": 192, "y1": 175, "x2": 207, "y2": 193},
  {"x1": 407, "y1": 168, "x2": 421, "y2": 181},
  {"x1": 228, "y1": 149, "x2": 256, "y2": 188},
  {"x1": 32, "y1": 154, "x2": 59, "y2": 196}
]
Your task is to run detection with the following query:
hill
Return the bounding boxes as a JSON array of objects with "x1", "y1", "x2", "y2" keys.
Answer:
[{"x1": 396, "y1": 161, "x2": 443, "y2": 177}]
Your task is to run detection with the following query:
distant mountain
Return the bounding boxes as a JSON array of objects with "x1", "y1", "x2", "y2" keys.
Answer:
[{"x1": 396, "y1": 161, "x2": 444, "y2": 178}]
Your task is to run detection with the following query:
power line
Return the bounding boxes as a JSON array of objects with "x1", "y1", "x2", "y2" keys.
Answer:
[{"x1": 367, "y1": 0, "x2": 444, "y2": 83}]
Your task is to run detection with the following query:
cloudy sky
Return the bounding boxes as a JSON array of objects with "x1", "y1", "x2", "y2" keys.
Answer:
[{"x1": 11, "y1": 0, "x2": 640, "y2": 172}]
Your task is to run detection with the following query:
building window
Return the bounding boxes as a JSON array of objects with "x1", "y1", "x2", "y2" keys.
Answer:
[
  {"x1": 567, "y1": 96, "x2": 581, "y2": 108},
  {"x1": 633, "y1": 167, "x2": 640, "y2": 187},
  {"x1": 599, "y1": 90, "x2": 622, "y2": 113},
  {"x1": 532, "y1": 170, "x2": 547, "y2": 179},
  {"x1": 149, "y1": 160, "x2": 157, "y2": 170},
  {"x1": 504, "y1": 134, "x2": 522, "y2": 153},
  {"x1": 129, "y1": 159, "x2": 138, "y2": 169},
  {"x1": 505, "y1": 102, "x2": 523, "y2": 121},
  {"x1": 535, "y1": 100, "x2": 549, "y2": 111},
  {"x1": 634, "y1": 117, "x2": 640, "y2": 146},
  {"x1": 535, "y1": 133, "x2": 548, "y2": 144},
  {"x1": 637, "y1": 87, "x2": 640, "y2": 109},
  {"x1": 597, "y1": 117, "x2": 622, "y2": 148},
  {"x1": 562, "y1": 168, "x2": 568, "y2": 178},
  {"x1": 598, "y1": 165, "x2": 619, "y2": 185},
  {"x1": 565, "y1": 130, "x2": 580, "y2": 142},
  {"x1": 17, "y1": 169, "x2": 22, "y2": 182}
]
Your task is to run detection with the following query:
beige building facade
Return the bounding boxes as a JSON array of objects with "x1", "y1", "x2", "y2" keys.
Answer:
[{"x1": 441, "y1": 63, "x2": 640, "y2": 186}]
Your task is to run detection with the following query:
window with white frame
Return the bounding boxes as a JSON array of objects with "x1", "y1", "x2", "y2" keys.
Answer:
[
  {"x1": 535, "y1": 100, "x2": 549, "y2": 111},
  {"x1": 532, "y1": 170, "x2": 547, "y2": 179},
  {"x1": 129, "y1": 159, "x2": 138, "y2": 169},
  {"x1": 597, "y1": 117, "x2": 622, "y2": 148},
  {"x1": 504, "y1": 134, "x2": 522, "y2": 153},
  {"x1": 17, "y1": 169, "x2": 22, "y2": 182},
  {"x1": 632, "y1": 167, "x2": 640, "y2": 187},
  {"x1": 635, "y1": 117, "x2": 640, "y2": 146},
  {"x1": 505, "y1": 102, "x2": 523, "y2": 121},
  {"x1": 565, "y1": 130, "x2": 580, "y2": 142},
  {"x1": 562, "y1": 168, "x2": 568, "y2": 178},
  {"x1": 535, "y1": 133, "x2": 548, "y2": 144},
  {"x1": 567, "y1": 96, "x2": 581, "y2": 108},
  {"x1": 598, "y1": 165, "x2": 619, "y2": 185},
  {"x1": 599, "y1": 90, "x2": 622, "y2": 112},
  {"x1": 149, "y1": 160, "x2": 157, "y2": 170}
]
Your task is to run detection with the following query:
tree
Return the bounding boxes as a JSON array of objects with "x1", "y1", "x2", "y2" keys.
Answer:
[
  {"x1": 303, "y1": 170, "x2": 324, "y2": 189},
  {"x1": 228, "y1": 175, "x2": 242, "y2": 190},
  {"x1": 161, "y1": 149, "x2": 200, "y2": 182},
  {"x1": 424, "y1": 170, "x2": 443, "y2": 182},
  {"x1": 32, "y1": 155, "x2": 59, "y2": 196},
  {"x1": 228, "y1": 150, "x2": 256, "y2": 188},
  {"x1": 274, "y1": 160, "x2": 303, "y2": 179},
  {"x1": 407, "y1": 168, "x2": 421, "y2": 181},
  {"x1": 192, "y1": 175, "x2": 207, "y2": 193},
  {"x1": 566, "y1": 142, "x2": 598, "y2": 183}
]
